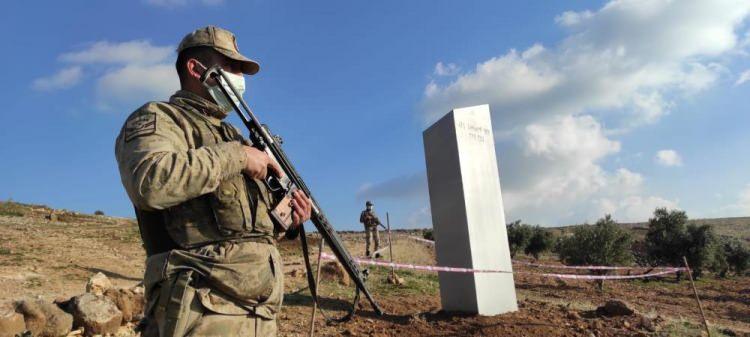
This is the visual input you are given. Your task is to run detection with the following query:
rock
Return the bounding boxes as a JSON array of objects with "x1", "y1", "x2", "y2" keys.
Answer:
[
  {"x1": 719, "y1": 327, "x2": 738, "y2": 337},
  {"x1": 622, "y1": 320, "x2": 631, "y2": 329},
  {"x1": 288, "y1": 269, "x2": 302, "y2": 278},
  {"x1": 320, "y1": 261, "x2": 350, "y2": 286},
  {"x1": 639, "y1": 316, "x2": 656, "y2": 332},
  {"x1": 45, "y1": 212, "x2": 57, "y2": 222},
  {"x1": 85, "y1": 272, "x2": 113, "y2": 296},
  {"x1": 15, "y1": 299, "x2": 72, "y2": 337},
  {"x1": 566, "y1": 310, "x2": 581, "y2": 320},
  {"x1": 103, "y1": 288, "x2": 144, "y2": 323},
  {"x1": 596, "y1": 300, "x2": 635, "y2": 317},
  {"x1": 70, "y1": 293, "x2": 123, "y2": 336},
  {"x1": 386, "y1": 272, "x2": 404, "y2": 285},
  {"x1": 0, "y1": 303, "x2": 25, "y2": 337}
]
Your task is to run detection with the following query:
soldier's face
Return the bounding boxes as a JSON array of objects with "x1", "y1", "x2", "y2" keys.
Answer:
[
  {"x1": 186, "y1": 54, "x2": 243, "y2": 84},
  {"x1": 217, "y1": 56, "x2": 244, "y2": 75},
  {"x1": 367, "y1": 205, "x2": 372, "y2": 211}
]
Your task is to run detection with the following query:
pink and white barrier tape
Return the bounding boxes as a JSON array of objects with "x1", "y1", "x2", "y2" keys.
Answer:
[
  {"x1": 405, "y1": 236, "x2": 436, "y2": 245},
  {"x1": 513, "y1": 260, "x2": 685, "y2": 271},
  {"x1": 404, "y1": 236, "x2": 685, "y2": 271},
  {"x1": 320, "y1": 253, "x2": 682, "y2": 280}
]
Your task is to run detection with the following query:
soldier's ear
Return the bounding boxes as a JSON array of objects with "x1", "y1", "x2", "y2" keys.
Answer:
[{"x1": 186, "y1": 59, "x2": 207, "y2": 81}]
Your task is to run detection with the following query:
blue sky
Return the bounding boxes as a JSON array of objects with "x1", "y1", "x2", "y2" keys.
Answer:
[{"x1": 1, "y1": 0, "x2": 749, "y2": 229}]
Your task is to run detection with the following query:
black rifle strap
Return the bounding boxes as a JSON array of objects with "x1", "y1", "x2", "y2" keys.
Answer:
[{"x1": 299, "y1": 224, "x2": 359, "y2": 323}]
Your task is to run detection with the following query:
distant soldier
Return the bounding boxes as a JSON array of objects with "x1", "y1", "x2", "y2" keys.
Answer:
[{"x1": 359, "y1": 201, "x2": 381, "y2": 257}]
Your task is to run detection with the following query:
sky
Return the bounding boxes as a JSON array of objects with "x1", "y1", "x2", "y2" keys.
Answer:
[{"x1": 1, "y1": 0, "x2": 750, "y2": 229}]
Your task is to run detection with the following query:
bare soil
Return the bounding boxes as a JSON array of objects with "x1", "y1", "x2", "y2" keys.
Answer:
[{"x1": 0, "y1": 204, "x2": 748, "y2": 337}]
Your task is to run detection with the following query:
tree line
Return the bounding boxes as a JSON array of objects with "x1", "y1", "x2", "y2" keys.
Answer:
[{"x1": 506, "y1": 208, "x2": 750, "y2": 279}]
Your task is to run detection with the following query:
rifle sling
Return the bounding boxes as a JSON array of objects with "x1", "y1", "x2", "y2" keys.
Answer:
[{"x1": 299, "y1": 224, "x2": 359, "y2": 323}]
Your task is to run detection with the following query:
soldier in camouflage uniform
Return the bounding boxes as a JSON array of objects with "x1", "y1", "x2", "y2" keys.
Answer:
[
  {"x1": 359, "y1": 201, "x2": 381, "y2": 257},
  {"x1": 115, "y1": 26, "x2": 312, "y2": 337}
]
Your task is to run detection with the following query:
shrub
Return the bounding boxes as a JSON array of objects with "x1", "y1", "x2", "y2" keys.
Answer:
[
  {"x1": 723, "y1": 238, "x2": 750, "y2": 276},
  {"x1": 94, "y1": 210, "x2": 105, "y2": 216},
  {"x1": 524, "y1": 226, "x2": 554, "y2": 260},
  {"x1": 556, "y1": 214, "x2": 633, "y2": 267},
  {"x1": 506, "y1": 220, "x2": 532, "y2": 258},
  {"x1": 645, "y1": 208, "x2": 718, "y2": 278},
  {"x1": 0, "y1": 201, "x2": 26, "y2": 217},
  {"x1": 423, "y1": 229, "x2": 434, "y2": 241},
  {"x1": 555, "y1": 215, "x2": 632, "y2": 290}
]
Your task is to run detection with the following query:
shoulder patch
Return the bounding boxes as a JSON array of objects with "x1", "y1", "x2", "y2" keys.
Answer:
[{"x1": 124, "y1": 112, "x2": 157, "y2": 142}]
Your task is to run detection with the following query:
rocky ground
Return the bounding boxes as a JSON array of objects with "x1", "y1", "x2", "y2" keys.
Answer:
[{"x1": 0, "y1": 202, "x2": 748, "y2": 337}]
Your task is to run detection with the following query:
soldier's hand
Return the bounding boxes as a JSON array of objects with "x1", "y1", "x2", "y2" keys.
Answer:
[
  {"x1": 290, "y1": 190, "x2": 312, "y2": 227},
  {"x1": 242, "y1": 146, "x2": 283, "y2": 180}
]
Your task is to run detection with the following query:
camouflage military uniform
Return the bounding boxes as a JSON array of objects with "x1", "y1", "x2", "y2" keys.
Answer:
[
  {"x1": 115, "y1": 26, "x2": 282, "y2": 337},
  {"x1": 359, "y1": 209, "x2": 381, "y2": 255}
]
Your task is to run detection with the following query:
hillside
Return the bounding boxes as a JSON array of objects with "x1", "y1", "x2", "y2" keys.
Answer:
[
  {"x1": 1, "y1": 200, "x2": 748, "y2": 336},
  {"x1": 549, "y1": 217, "x2": 750, "y2": 243}
]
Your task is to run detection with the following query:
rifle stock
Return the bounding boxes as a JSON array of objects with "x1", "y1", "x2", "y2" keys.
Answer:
[{"x1": 200, "y1": 66, "x2": 384, "y2": 316}]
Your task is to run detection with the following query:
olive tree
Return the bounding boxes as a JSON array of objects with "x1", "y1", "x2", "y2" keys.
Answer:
[
  {"x1": 524, "y1": 226, "x2": 554, "y2": 260},
  {"x1": 555, "y1": 215, "x2": 632, "y2": 290},
  {"x1": 645, "y1": 208, "x2": 718, "y2": 278},
  {"x1": 506, "y1": 220, "x2": 532, "y2": 258}
]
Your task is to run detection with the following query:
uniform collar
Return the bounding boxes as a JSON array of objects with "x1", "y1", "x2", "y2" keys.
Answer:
[{"x1": 170, "y1": 90, "x2": 228, "y2": 124}]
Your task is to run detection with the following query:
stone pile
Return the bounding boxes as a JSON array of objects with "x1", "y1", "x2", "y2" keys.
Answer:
[
  {"x1": 320, "y1": 261, "x2": 351, "y2": 286},
  {"x1": 0, "y1": 272, "x2": 144, "y2": 337}
]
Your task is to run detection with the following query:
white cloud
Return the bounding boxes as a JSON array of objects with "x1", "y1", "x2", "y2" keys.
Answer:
[
  {"x1": 499, "y1": 116, "x2": 677, "y2": 224},
  {"x1": 736, "y1": 69, "x2": 750, "y2": 85},
  {"x1": 31, "y1": 66, "x2": 82, "y2": 91},
  {"x1": 717, "y1": 184, "x2": 750, "y2": 216},
  {"x1": 555, "y1": 10, "x2": 593, "y2": 27},
  {"x1": 655, "y1": 149, "x2": 683, "y2": 167},
  {"x1": 36, "y1": 40, "x2": 178, "y2": 110},
  {"x1": 594, "y1": 195, "x2": 678, "y2": 223},
  {"x1": 60, "y1": 40, "x2": 172, "y2": 65},
  {"x1": 413, "y1": 0, "x2": 748, "y2": 224},
  {"x1": 144, "y1": 0, "x2": 223, "y2": 7},
  {"x1": 434, "y1": 62, "x2": 459, "y2": 76},
  {"x1": 96, "y1": 64, "x2": 179, "y2": 109},
  {"x1": 523, "y1": 115, "x2": 620, "y2": 160},
  {"x1": 424, "y1": 0, "x2": 750, "y2": 130}
]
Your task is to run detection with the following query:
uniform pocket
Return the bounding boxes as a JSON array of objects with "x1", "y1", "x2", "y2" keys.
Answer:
[
  {"x1": 205, "y1": 242, "x2": 275, "y2": 304},
  {"x1": 208, "y1": 175, "x2": 252, "y2": 234}
]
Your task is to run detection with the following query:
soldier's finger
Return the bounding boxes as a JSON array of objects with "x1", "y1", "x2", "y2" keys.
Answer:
[
  {"x1": 291, "y1": 199, "x2": 305, "y2": 222},
  {"x1": 268, "y1": 159, "x2": 284, "y2": 178},
  {"x1": 292, "y1": 190, "x2": 305, "y2": 205},
  {"x1": 292, "y1": 211, "x2": 300, "y2": 225},
  {"x1": 302, "y1": 193, "x2": 312, "y2": 216},
  {"x1": 257, "y1": 165, "x2": 268, "y2": 180}
]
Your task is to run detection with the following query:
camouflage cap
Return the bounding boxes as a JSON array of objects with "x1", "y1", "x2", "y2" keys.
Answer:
[
  {"x1": 366, "y1": 201, "x2": 373, "y2": 206},
  {"x1": 177, "y1": 25, "x2": 260, "y2": 75}
]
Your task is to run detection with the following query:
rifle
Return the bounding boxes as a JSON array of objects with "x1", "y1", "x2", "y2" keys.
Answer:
[{"x1": 199, "y1": 66, "x2": 384, "y2": 319}]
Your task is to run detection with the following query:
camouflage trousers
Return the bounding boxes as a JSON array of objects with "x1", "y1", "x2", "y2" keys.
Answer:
[
  {"x1": 148, "y1": 289, "x2": 277, "y2": 337},
  {"x1": 365, "y1": 226, "x2": 380, "y2": 254},
  {"x1": 142, "y1": 241, "x2": 283, "y2": 337}
]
